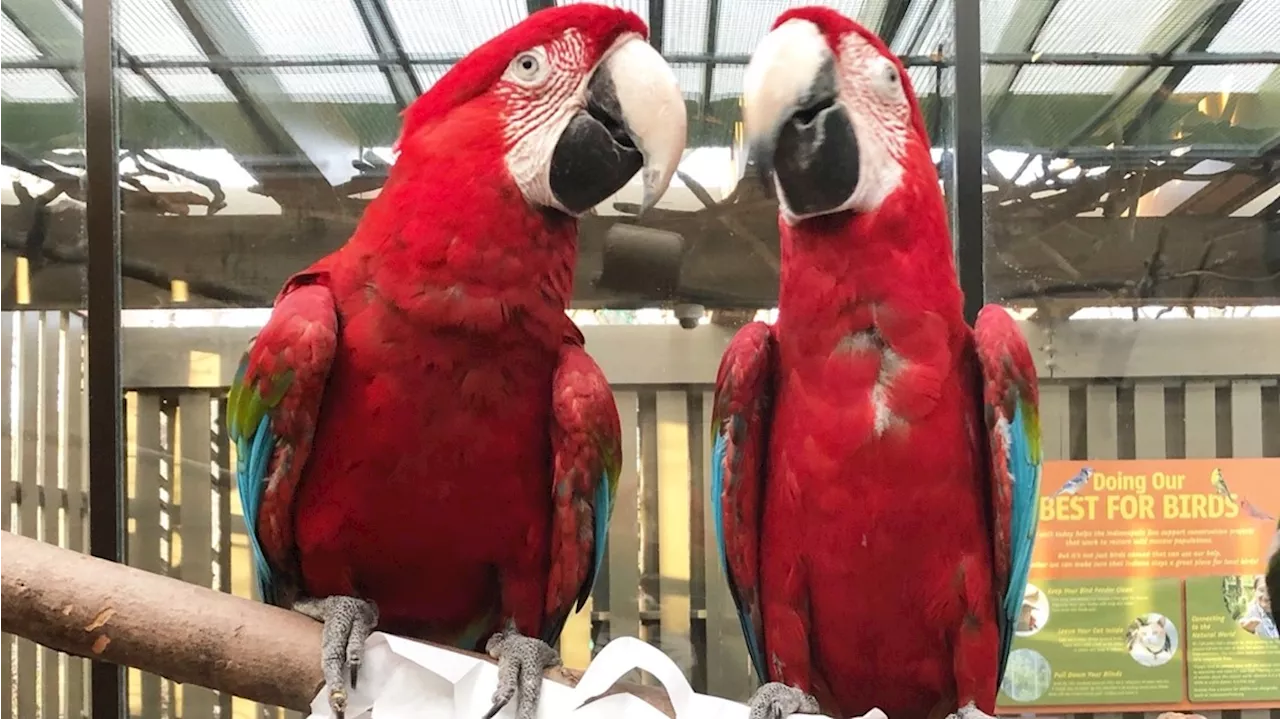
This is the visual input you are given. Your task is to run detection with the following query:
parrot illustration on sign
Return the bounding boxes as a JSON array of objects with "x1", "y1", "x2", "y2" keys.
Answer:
[
  {"x1": 1053, "y1": 466, "x2": 1093, "y2": 497},
  {"x1": 1210, "y1": 467, "x2": 1234, "y2": 501}
]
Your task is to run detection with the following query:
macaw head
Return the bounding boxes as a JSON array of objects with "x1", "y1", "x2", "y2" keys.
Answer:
[
  {"x1": 393, "y1": 4, "x2": 686, "y2": 216},
  {"x1": 740, "y1": 7, "x2": 937, "y2": 226}
]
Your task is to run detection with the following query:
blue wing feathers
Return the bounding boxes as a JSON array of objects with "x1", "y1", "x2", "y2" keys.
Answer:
[
  {"x1": 998, "y1": 400, "x2": 1043, "y2": 682},
  {"x1": 587, "y1": 470, "x2": 611, "y2": 612},
  {"x1": 238, "y1": 415, "x2": 278, "y2": 605},
  {"x1": 711, "y1": 432, "x2": 768, "y2": 683}
]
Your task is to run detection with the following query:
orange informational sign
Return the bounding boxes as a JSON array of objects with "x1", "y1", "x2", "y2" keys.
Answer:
[
  {"x1": 996, "y1": 459, "x2": 1280, "y2": 714},
  {"x1": 1033, "y1": 459, "x2": 1279, "y2": 580}
]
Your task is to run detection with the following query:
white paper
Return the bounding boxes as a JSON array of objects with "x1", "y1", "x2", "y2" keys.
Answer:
[{"x1": 307, "y1": 632, "x2": 888, "y2": 719}]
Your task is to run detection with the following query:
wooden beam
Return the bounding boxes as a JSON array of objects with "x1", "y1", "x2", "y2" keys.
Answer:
[
  {"x1": 0, "y1": 531, "x2": 678, "y2": 717},
  {"x1": 2, "y1": 204, "x2": 1276, "y2": 310}
]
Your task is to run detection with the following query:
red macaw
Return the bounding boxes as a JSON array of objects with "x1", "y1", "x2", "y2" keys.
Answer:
[
  {"x1": 226, "y1": 6, "x2": 686, "y2": 718},
  {"x1": 711, "y1": 8, "x2": 1042, "y2": 719}
]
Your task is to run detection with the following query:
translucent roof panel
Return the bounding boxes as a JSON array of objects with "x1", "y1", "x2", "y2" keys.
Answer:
[
  {"x1": 981, "y1": 0, "x2": 1045, "y2": 52},
  {"x1": 891, "y1": 0, "x2": 939, "y2": 53},
  {"x1": 663, "y1": 0, "x2": 709, "y2": 55},
  {"x1": 1176, "y1": 64, "x2": 1277, "y2": 95},
  {"x1": 1, "y1": 69, "x2": 76, "y2": 103},
  {"x1": 412, "y1": 65, "x2": 450, "y2": 94},
  {"x1": 116, "y1": 0, "x2": 206, "y2": 60},
  {"x1": 1206, "y1": 0, "x2": 1280, "y2": 53},
  {"x1": 907, "y1": 66, "x2": 941, "y2": 95},
  {"x1": 271, "y1": 67, "x2": 396, "y2": 104},
  {"x1": 557, "y1": 0, "x2": 648, "y2": 24},
  {"x1": 906, "y1": 66, "x2": 934, "y2": 94},
  {"x1": 146, "y1": 68, "x2": 236, "y2": 103},
  {"x1": 220, "y1": 0, "x2": 376, "y2": 58},
  {"x1": 389, "y1": 0, "x2": 526, "y2": 58},
  {"x1": 117, "y1": 69, "x2": 164, "y2": 101},
  {"x1": 716, "y1": 1, "x2": 868, "y2": 57},
  {"x1": 1010, "y1": 65, "x2": 1129, "y2": 95},
  {"x1": 2, "y1": 15, "x2": 41, "y2": 60},
  {"x1": 710, "y1": 64, "x2": 746, "y2": 100},
  {"x1": 1033, "y1": 0, "x2": 1210, "y2": 53},
  {"x1": 908, "y1": 0, "x2": 952, "y2": 54},
  {"x1": 670, "y1": 63, "x2": 705, "y2": 101},
  {"x1": 1101, "y1": 66, "x2": 1173, "y2": 141}
]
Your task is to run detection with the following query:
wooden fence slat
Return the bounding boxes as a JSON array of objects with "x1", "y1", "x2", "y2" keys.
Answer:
[
  {"x1": 1082, "y1": 384, "x2": 1122, "y2": 719},
  {"x1": 1227, "y1": 381, "x2": 1267, "y2": 719},
  {"x1": 130, "y1": 393, "x2": 164, "y2": 719},
  {"x1": 607, "y1": 390, "x2": 642, "y2": 641},
  {"x1": 655, "y1": 391, "x2": 692, "y2": 676},
  {"x1": 701, "y1": 390, "x2": 752, "y2": 701},
  {"x1": 178, "y1": 393, "x2": 219, "y2": 717},
  {"x1": 1040, "y1": 384, "x2": 1071, "y2": 461},
  {"x1": 1183, "y1": 382, "x2": 1222, "y2": 719},
  {"x1": 39, "y1": 312, "x2": 62, "y2": 719},
  {"x1": 1133, "y1": 383, "x2": 1167, "y2": 459},
  {"x1": 64, "y1": 313, "x2": 87, "y2": 719},
  {"x1": 18, "y1": 312, "x2": 40, "y2": 719},
  {"x1": 1184, "y1": 383, "x2": 1218, "y2": 458},
  {"x1": 1229, "y1": 381, "x2": 1264, "y2": 459},
  {"x1": 2, "y1": 311, "x2": 15, "y2": 719},
  {"x1": 1085, "y1": 384, "x2": 1120, "y2": 460},
  {"x1": 1131, "y1": 380, "x2": 1169, "y2": 719}
]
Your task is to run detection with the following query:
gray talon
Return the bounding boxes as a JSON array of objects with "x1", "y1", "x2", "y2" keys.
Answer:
[
  {"x1": 748, "y1": 682, "x2": 820, "y2": 719},
  {"x1": 482, "y1": 620, "x2": 561, "y2": 719},
  {"x1": 294, "y1": 596, "x2": 379, "y2": 719}
]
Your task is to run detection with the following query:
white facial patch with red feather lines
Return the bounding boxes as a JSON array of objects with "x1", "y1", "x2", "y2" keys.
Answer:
[
  {"x1": 835, "y1": 32, "x2": 910, "y2": 215},
  {"x1": 498, "y1": 29, "x2": 593, "y2": 214}
]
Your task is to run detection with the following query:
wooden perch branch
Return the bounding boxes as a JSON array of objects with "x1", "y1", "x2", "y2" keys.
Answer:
[{"x1": 0, "y1": 531, "x2": 676, "y2": 716}]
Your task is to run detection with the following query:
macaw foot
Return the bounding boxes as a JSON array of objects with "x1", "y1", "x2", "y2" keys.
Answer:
[
  {"x1": 747, "y1": 682, "x2": 820, "y2": 719},
  {"x1": 294, "y1": 595, "x2": 379, "y2": 719},
  {"x1": 481, "y1": 620, "x2": 561, "y2": 719},
  {"x1": 945, "y1": 701, "x2": 997, "y2": 719}
]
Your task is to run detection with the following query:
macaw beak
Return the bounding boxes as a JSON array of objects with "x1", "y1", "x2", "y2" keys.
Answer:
[
  {"x1": 742, "y1": 19, "x2": 860, "y2": 219},
  {"x1": 550, "y1": 33, "x2": 687, "y2": 215}
]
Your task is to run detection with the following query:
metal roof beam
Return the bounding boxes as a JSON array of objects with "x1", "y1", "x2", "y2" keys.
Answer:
[
  {"x1": 877, "y1": 0, "x2": 912, "y2": 48},
  {"x1": 648, "y1": 0, "x2": 665, "y2": 52},
  {"x1": 2, "y1": 7, "x2": 81, "y2": 94},
  {"x1": 168, "y1": 0, "x2": 361, "y2": 186},
  {"x1": 698, "y1": 0, "x2": 721, "y2": 115},
  {"x1": 1060, "y1": 3, "x2": 1230, "y2": 148},
  {"x1": 40, "y1": 0, "x2": 229, "y2": 162},
  {"x1": 10, "y1": 50, "x2": 1279, "y2": 71},
  {"x1": 351, "y1": 0, "x2": 419, "y2": 109},
  {"x1": 1121, "y1": 0, "x2": 1245, "y2": 145},
  {"x1": 986, "y1": 0, "x2": 1061, "y2": 139}
]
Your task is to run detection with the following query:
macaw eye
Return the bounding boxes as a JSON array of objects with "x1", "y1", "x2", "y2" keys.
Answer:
[
  {"x1": 868, "y1": 57, "x2": 904, "y2": 101},
  {"x1": 509, "y1": 51, "x2": 546, "y2": 83}
]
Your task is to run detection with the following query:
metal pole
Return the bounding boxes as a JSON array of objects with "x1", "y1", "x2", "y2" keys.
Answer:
[
  {"x1": 953, "y1": 0, "x2": 984, "y2": 322},
  {"x1": 82, "y1": 0, "x2": 124, "y2": 714}
]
